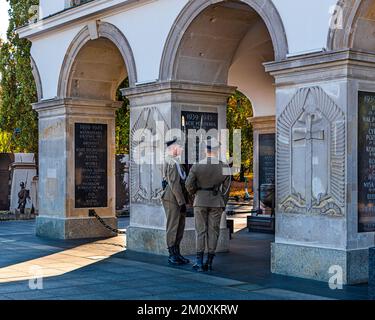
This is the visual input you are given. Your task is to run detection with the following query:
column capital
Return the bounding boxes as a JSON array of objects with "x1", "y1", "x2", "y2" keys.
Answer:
[
  {"x1": 32, "y1": 98, "x2": 122, "y2": 119},
  {"x1": 264, "y1": 49, "x2": 375, "y2": 87},
  {"x1": 248, "y1": 115, "x2": 275, "y2": 133},
  {"x1": 121, "y1": 81, "x2": 237, "y2": 107}
]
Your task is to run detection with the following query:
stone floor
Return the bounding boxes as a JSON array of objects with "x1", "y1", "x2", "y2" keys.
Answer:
[{"x1": 0, "y1": 218, "x2": 371, "y2": 300}]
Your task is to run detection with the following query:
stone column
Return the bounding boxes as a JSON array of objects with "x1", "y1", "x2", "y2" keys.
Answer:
[
  {"x1": 122, "y1": 81, "x2": 236, "y2": 255},
  {"x1": 248, "y1": 116, "x2": 276, "y2": 210},
  {"x1": 265, "y1": 50, "x2": 375, "y2": 284},
  {"x1": 33, "y1": 98, "x2": 121, "y2": 239}
]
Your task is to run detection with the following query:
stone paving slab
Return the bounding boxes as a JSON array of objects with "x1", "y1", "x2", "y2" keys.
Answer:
[
  {"x1": 249, "y1": 288, "x2": 334, "y2": 300},
  {"x1": 179, "y1": 273, "x2": 246, "y2": 287},
  {"x1": 231, "y1": 283, "x2": 265, "y2": 291},
  {"x1": 0, "y1": 220, "x2": 370, "y2": 300}
]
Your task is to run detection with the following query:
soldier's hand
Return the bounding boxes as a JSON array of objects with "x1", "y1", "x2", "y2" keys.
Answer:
[{"x1": 180, "y1": 204, "x2": 187, "y2": 213}]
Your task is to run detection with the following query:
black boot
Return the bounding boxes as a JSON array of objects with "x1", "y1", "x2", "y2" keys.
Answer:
[
  {"x1": 192, "y1": 252, "x2": 204, "y2": 272},
  {"x1": 175, "y1": 245, "x2": 190, "y2": 264},
  {"x1": 203, "y1": 253, "x2": 215, "y2": 271},
  {"x1": 168, "y1": 247, "x2": 182, "y2": 266}
]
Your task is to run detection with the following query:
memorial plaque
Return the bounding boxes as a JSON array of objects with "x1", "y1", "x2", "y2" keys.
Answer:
[
  {"x1": 115, "y1": 154, "x2": 129, "y2": 211},
  {"x1": 75, "y1": 123, "x2": 108, "y2": 208},
  {"x1": 259, "y1": 134, "x2": 276, "y2": 186},
  {"x1": 181, "y1": 111, "x2": 218, "y2": 216},
  {"x1": 181, "y1": 111, "x2": 218, "y2": 132},
  {"x1": 259, "y1": 134, "x2": 276, "y2": 211},
  {"x1": 358, "y1": 92, "x2": 375, "y2": 232},
  {"x1": 181, "y1": 111, "x2": 218, "y2": 163}
]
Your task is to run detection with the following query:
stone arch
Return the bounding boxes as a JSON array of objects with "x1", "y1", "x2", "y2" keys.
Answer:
[
  {"x1": 57, "y1": 21, "x2": 137, "y2": 99},
  {"x1": 159, "y1": 0, "x2": 289, "y2": 82},
  {"x1": 327, "y1": 0, "x2": 375, "y2": 52},
  {"x1": 327, "y1": 0, "x2": 362, "y2": 51},
  {"x1": 31, "y1": 56, "x2": 43, "y2": 101}
]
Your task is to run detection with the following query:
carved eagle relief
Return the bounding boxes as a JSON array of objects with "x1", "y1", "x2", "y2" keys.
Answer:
[{"x1": 277, "y1": 87, "x2": 345, "y2": 217}]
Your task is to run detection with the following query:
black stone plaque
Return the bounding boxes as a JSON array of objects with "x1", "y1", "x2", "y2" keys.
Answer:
[
  {"x1": 259, "y1": 134, "x2": 275, "y2": 211},
  {"x1": 181, "y1": 111, "x2": 218, "y2": 164},
  {"x1": 75, "y1": 123, "x2": 108, "y2": 208},
  {"x1": 259, "y1": 134, "x2": 276, "y2": 186},
  {"x1": 181, "y1": 111, "x2": 219, "y2": 132},
  {"x1": 181, "y1": 111, "x2": 218, "y2": 216},
  {"x1": 115, "y1": 154, "x2": 129, "y2": 211},
  {"x1": 358, "y1": 92, "x2": 375, "y2": 232}
]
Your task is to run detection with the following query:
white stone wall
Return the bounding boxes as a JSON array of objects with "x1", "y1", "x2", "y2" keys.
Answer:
[
  {"x1": 272, "y1": 0, "x2": 338, "y2": 56},
  {"x1": 26, "y1": 0, "x2": 340, "y2": 103},
  {"x1": 103, "y1": 0, "x2": 187, "y2": 84},
  {"x1": 39, "y1": 0, "x2": 66, "y2": 19},
  {"x1": 228, "y1": 18, "x2": 275, "y2": 117},
  {"x1": 31, "y1": 26, "x2": 83, "y2": 99}
]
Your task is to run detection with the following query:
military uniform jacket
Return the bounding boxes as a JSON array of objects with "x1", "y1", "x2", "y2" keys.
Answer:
[
  {"x1": 160, "y1": 157, "x2": 186, "y2": 206},
  {"x1": 185, "y1": 157, "x2": 231, "y2": 208}
]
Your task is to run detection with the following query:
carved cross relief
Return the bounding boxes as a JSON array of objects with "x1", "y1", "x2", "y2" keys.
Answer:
[
  {"x1": 292, "y1": 104, "x2": 327, "y2": 211},
  {"x1": 277, "y1": 87, "x2": 345, "y2": 217}
]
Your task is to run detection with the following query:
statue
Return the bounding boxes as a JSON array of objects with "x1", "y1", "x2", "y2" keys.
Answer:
[{"x1": 18, "y1": 182, "x2": 30, "y2": 214}]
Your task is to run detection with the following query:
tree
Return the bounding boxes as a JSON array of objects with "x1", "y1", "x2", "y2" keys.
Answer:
[
  {"x1": 227, "y1": 90, "x2": 254, "y2": 178},
  {"x1": 0, "y1": 0, "x2": 39, "y2": 153},
  {"x1": 116, "y1": 78, "x2": 130, "y2": 154}
]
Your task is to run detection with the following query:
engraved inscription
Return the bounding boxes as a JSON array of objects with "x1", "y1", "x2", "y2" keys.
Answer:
[
  {"x1": 358, "y1": 92, "x2": 375, "y2": 232},
  {"x1": 181, "y1": 111, "x2": 218, "y2": 163},
  {"x1": 75, "y1": 123, "x2": 108, "y2": 208}
]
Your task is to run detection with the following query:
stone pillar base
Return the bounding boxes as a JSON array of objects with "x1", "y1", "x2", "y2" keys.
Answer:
[
  {"x1": 36, "y1": 216, "x2": 118, "y2": 240},
  {"x1": 271, "y1": 243, "x2": 368, "y2": 285},
  {"x1": 127, "y1": 226, "x2": 230, "y2": 256}
]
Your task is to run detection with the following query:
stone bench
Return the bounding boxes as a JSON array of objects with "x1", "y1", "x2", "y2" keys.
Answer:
[{"x1": 247, "y1": 215, "x2": 275, "y2": 234}]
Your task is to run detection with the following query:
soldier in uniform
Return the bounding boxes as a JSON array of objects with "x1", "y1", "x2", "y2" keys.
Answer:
[
  {"x1": 161, "y1": 137, "x2": 190, "y2": 266},
  {"x1": 18, "y1": 182, "x2": 29, "y2": 215},
  {"x1": 185, "y1": 138, "x2": 231, "y2": 272}
]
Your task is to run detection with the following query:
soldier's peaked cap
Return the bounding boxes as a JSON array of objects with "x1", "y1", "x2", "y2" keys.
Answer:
[
  {"x1": 206, "y1": 137, "x2": 221, "y2": 151},
  {"x1": 166, "y1": 137, "x2": 178, "y2": 147}
]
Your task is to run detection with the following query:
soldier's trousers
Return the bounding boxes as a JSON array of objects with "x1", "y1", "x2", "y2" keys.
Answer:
[
  {"x1": 162, "y1": 200, "x2": 186, "y2": 248},
  {"x1": 194, "y1": 207, "x2": 223, "y2": 254}
]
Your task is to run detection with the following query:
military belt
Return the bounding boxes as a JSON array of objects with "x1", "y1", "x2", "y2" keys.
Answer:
[{"x1": 198, "y1": 187, "x2": 215, "y2": 191}]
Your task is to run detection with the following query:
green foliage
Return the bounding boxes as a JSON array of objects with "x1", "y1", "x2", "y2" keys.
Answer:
[
  {"x1": 0, "y1": 0, "x2": 39, "y2": 153},
  {"x1": 115, "y1": 78, "x2": 130, "y2": 154},
  {"x1": 227, "y1": 91, "x2": 254, "y2": 177},
  {"x1": 113, "y1": 86, "x2": 254, "y2": 167},
  {"x1": 0, "y1": 131, "x2": 12, "y2": 152}
]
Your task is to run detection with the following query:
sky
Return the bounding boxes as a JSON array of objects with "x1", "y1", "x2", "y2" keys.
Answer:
[{"x1": 0, "y1": 0, "x2": 10, "y2": 40}]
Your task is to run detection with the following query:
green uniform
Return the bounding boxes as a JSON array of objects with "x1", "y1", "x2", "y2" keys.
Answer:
[
  {"x1": 185, "y1": 157, "x2": 231, "y2": 254},
  {"x1": 161, "y1": 156, "x2": 186, "y2": 248}
]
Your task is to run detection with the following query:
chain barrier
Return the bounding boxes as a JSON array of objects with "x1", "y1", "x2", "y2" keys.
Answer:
[{"x1": 89, "y1": 210, "x2": 126, "y2": 235}]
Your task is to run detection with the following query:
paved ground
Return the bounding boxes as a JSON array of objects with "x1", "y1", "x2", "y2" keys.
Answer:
[
  {"x1": 0, "y1": 218, "x2": 371, "y2": 300},
  {"x1": 226, "y1": 200, "x2": 253, "y2": 212}
]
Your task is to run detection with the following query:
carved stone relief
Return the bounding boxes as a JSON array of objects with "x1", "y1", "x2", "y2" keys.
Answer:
[
  {"x1": 130, "y1": 107, "x2": 169, "y2": 205},
  {"x1": 277, "y1": 87, "x2": 345, "y2": 216}
]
